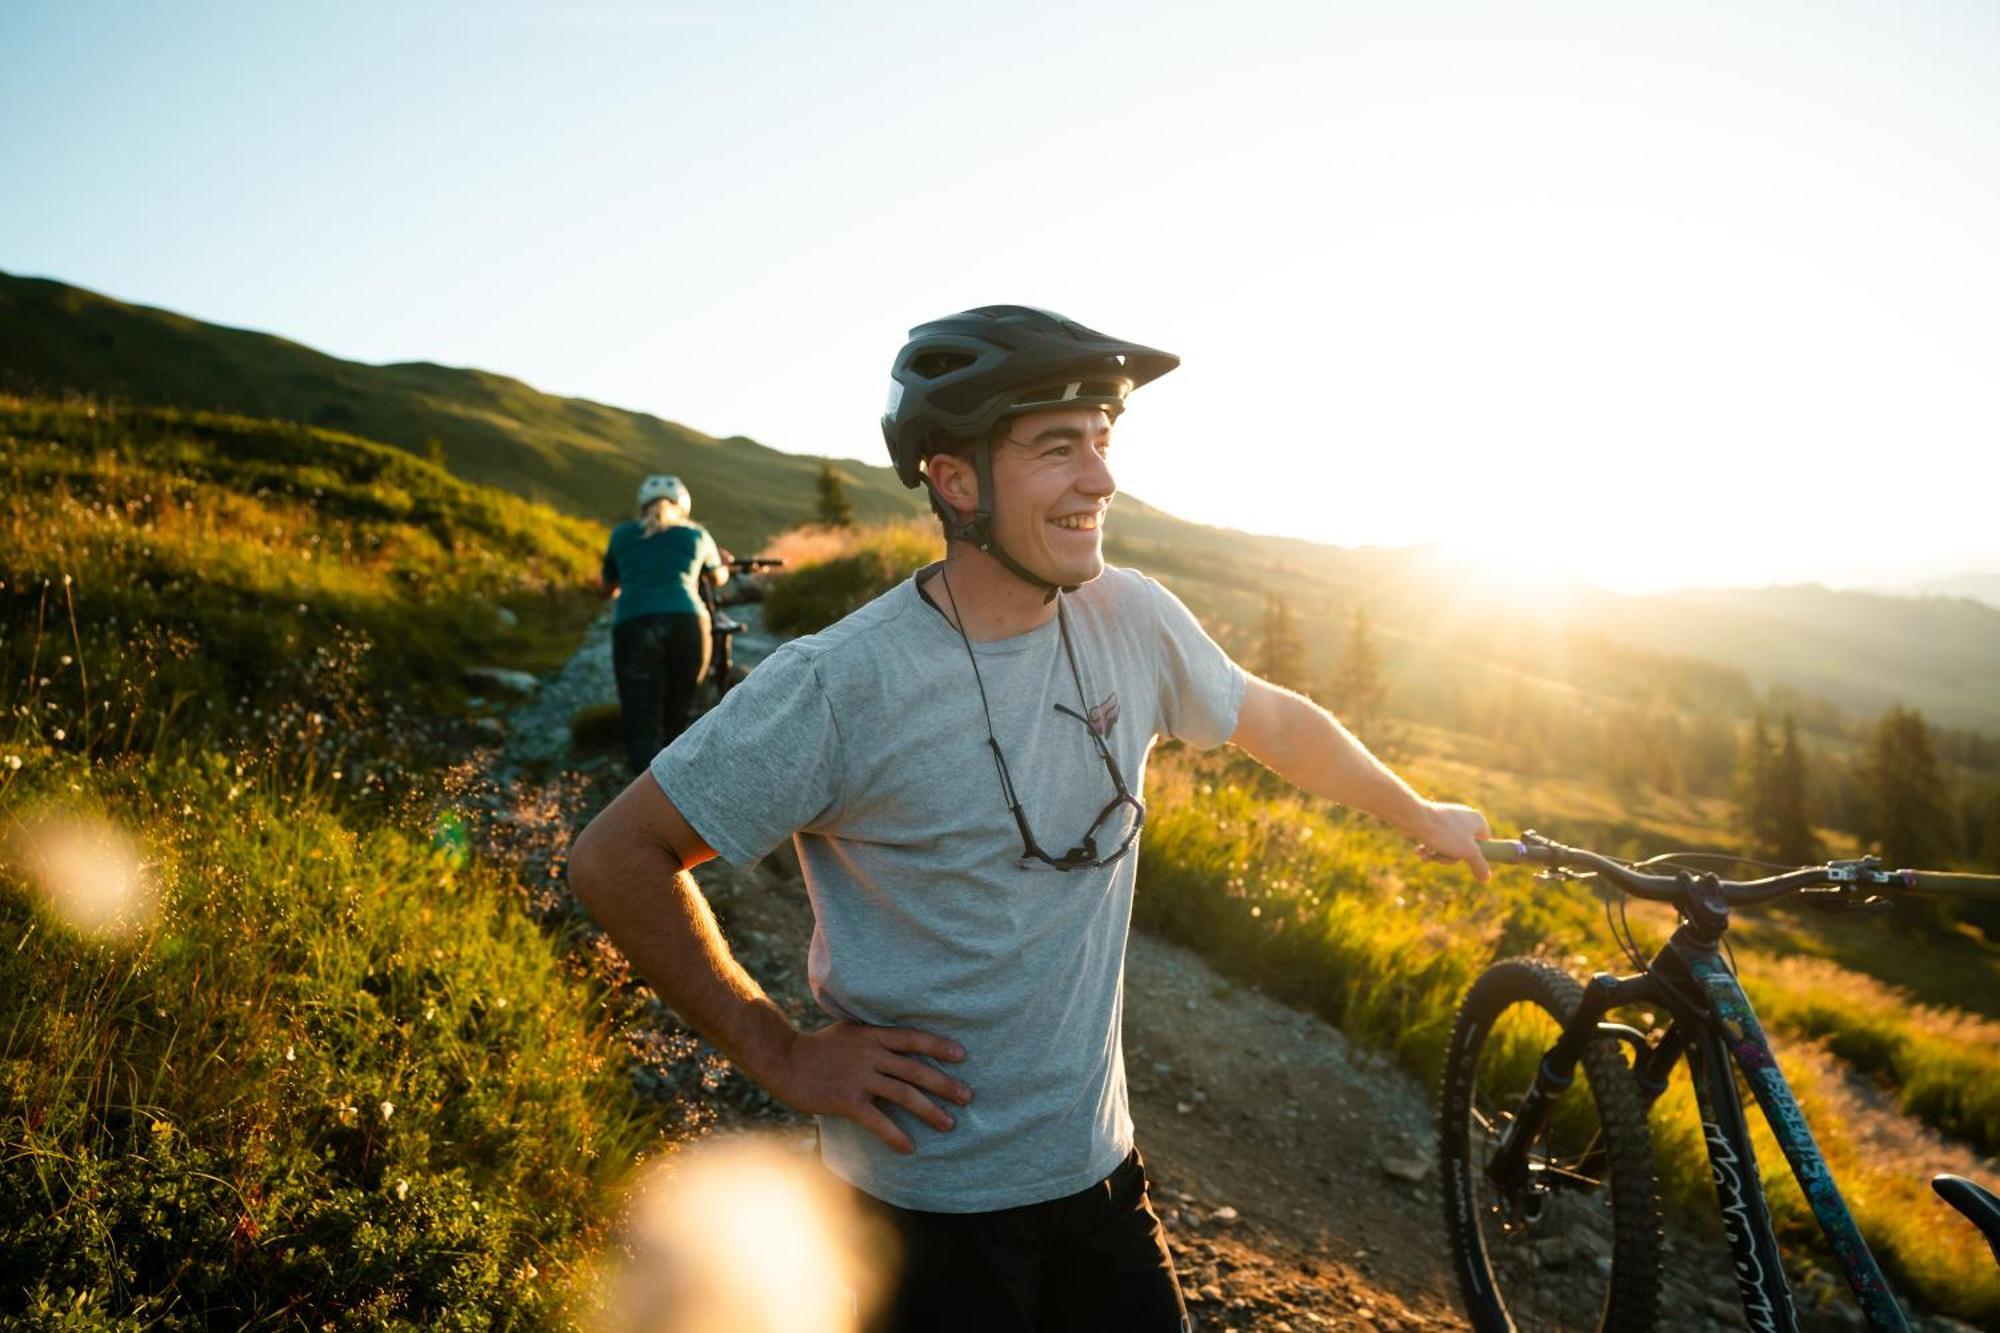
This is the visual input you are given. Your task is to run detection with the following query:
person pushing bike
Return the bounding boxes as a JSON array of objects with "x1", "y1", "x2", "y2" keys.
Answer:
[
  {"x1": 570, "y1": 306, "x2": 1494, "y2": 1329},
  {"x1": 600, "y1": 474, "x2": 730, "y2": 774}
]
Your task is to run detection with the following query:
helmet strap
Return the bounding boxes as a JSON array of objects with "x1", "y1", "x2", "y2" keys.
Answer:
[{"x1": 925, "y1": 439, "x2": 1072, "y2": 604}]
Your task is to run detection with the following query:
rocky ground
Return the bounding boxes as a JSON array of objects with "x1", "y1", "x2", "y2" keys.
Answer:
[{"x1": 456, "y1": 599, "x2": 1983, "y2": 1333}]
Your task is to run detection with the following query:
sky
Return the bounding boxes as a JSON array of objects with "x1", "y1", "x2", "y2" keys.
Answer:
[{"x1": 5, "y1": 0, "x2": 1997, "y2": 594}]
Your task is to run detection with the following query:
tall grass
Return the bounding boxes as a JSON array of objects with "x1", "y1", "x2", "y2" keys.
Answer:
[
  {"x1": 761, "y1": 520, "x2": 942, "y2": 637},
  {"x1": 0, "y1": 396, "x2": 676, "y2": 1324},
  {"x1": 0, "y1": 396, "x2": 604, "y2": 733},
  {"x1": 1, "y1": 751, "x2": 646, "y2": 1323},
  {"x1": 1133, "y1": 746, "x2": 2000, "y2": 1324}
]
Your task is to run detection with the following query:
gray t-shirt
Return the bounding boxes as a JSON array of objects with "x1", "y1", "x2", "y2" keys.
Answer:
[{"x1": 651, "y1": 564, "x2": 1245, "y2": 1212}]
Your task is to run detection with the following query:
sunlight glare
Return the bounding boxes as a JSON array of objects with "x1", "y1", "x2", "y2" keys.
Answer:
[
  {"x1": 600, "y1": 1134, "x2": 895, "y2": 1333},
  {"x1": 5, "y1": 810, "x2": 157, "y2": 941}
]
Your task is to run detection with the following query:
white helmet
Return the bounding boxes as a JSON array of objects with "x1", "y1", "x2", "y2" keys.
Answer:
[{"x1": 636, "y1": 474, "x2": 690, "y2": 514}]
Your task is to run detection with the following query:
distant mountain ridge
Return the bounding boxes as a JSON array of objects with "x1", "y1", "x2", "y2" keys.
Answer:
[
  {"x1": 5, "y1": 268, "x2": 1998, "y2": 736},
  {"x1": 1874, "y1": 572, "x2": 2000, "y2": 611}
]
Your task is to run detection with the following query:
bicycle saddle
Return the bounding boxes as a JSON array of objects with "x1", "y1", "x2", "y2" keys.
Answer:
[{"x1": 1932, "y1": 1174, "x2": 2000, "y2": 1265}]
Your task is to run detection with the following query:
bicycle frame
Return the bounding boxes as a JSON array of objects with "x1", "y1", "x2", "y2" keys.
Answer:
[{"x1": 1488, "y1": 918, "x2": 1909, "y2": 1332}]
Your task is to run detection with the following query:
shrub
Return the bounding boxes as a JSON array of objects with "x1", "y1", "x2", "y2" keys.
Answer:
[{"x1": 761, "y1": 520, "x2": 941, "y2": 637}]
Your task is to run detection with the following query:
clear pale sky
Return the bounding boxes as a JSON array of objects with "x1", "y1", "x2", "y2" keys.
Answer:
[{"x1": 6, "y1": 0, "x2": 1997, "y2": 593}]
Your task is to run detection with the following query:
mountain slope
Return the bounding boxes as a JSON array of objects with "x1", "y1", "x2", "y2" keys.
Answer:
[
  {"x1": 0, "y1": 270, "x2": 925, "y2": 549},
  {"x1": 6, "y1": 269, "x2": 1998, "y2": 735}
]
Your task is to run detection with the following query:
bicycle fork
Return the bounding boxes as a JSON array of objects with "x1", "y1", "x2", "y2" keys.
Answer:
[{"x1": 1486, "y1": 943, "x2": 1910, "y2": 1333}]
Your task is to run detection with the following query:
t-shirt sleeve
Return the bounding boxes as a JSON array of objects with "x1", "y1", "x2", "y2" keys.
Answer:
[
  {"x1": 697, "y1": 527, "x2": 721, "y2": 571},
  {"x1": 1143, "y1": 574, "x2": 1246, "y2": 750},
  {"x1": 649, "y1": 644, "x2": 841, "y2": 867}
]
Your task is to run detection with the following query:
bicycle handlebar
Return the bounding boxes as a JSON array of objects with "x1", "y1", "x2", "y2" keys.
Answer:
[
  {"x1": 1478, "y1": 833, "x2": 2000, "y2": 904},
  {"x1": 725, "y1": 557, "x2": 785, "y2": 571}
]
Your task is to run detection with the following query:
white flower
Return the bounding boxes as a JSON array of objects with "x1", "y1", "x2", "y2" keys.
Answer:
[
  {"x1": 285, "y1": 1045, "x2": 295, "y2": 1062},
  {"x1": 52, "y1": 729, "x2": 66, "y2": 741},
  {"x1": 395, "y1": 1178, "x2": 409, "y2": 1200},
  {"x1": 4, "y1": 756, "x2": 20, "y2": 771},
  {"x1": 379, "y1": 1100, "x2": 395, "y2": 1122}
]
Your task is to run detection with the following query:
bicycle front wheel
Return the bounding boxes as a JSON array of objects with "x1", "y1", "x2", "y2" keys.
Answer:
[{"x1": 1438, "y1": 958, "x2": 1662, "y2": 1332}]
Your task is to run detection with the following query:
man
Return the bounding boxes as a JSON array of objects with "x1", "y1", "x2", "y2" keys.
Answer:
[{"x1": 568, "y1": 306, "x2": 1492, "y2": 1330}]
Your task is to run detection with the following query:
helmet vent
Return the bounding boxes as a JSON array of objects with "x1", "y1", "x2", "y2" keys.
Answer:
[{"x1": 910, "y1": 350, "x2": 977, "y2": 380}]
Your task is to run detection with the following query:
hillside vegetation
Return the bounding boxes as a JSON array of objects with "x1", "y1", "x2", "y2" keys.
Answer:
[
  {"x1": 0, "y1": 271, "x2": 923, "y2": 550},
  {"x1": 9, "y1": 269, "x2": 2000, "y2": 732},
  {"x1": 0, "y1": 397, "x2": 665, "y2": 1324}
]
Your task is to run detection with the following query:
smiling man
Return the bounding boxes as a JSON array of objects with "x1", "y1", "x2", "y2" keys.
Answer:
[{"x1": 568, "y1": 306, "x2": 1492, "y2": 1331}]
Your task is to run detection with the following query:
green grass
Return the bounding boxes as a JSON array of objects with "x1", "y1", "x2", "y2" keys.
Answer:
[
  {"x1": 0, "y1": 271, "x2": 929, "y2": 549},
  {"x1": 0, "y1": 396, "x2": 605, "y2": 735},
  {"x1": 0, "y1": 750, "x2": 646, "y2": 1324},
  {"x1": 760, "y1": 520, "x2": 942, "y2": 637},
  {"x1": 1132, "y1": 746, "x2": 2000, "y2": 1325},
  {"x1": 0, "y1": 395, "x2": 679, "y2": 1325}
]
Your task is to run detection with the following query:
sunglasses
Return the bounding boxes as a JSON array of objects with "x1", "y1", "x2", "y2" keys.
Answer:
[{"x1": 939, "y1": 575, "x2": 1146, "y2": 873}]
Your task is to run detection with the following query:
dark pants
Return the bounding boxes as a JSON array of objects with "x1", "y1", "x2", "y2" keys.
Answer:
[
  {"x1": 611, "y1": 611, "x2": 709, "y2": 773},
  {"x1": 851, "y1": 1148, "x2": 1191, "y2": 1333}
]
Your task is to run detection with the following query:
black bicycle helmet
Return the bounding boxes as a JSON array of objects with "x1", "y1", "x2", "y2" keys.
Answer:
[
  {"x1": 881, "y1": 306, "x2": 1177, "y2": 596},
  {"x1": 881, "y1": 305, "x2": 1178, "y2": 487}
]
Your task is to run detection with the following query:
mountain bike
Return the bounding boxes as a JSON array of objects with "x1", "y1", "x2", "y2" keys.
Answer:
[
  {"x1": 699, "y1": 556, "x2": 783, "y2": 703},
  {"x1": 1436, "y1": 830, "x2": 2000, "y2": 1332}
]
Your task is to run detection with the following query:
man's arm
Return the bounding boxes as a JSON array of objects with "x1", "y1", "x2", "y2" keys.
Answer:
[
  {"x1": 1229, "y1": 675, "x2": 1491, "y2": 880},
  {"x1": 568, "y1": 773, "x2": 972, "y2": 1152}
]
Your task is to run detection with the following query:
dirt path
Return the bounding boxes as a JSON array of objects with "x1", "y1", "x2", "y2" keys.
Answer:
[{"x1": 475, "y1": 602, "x2": 1982, "y2": 1333}]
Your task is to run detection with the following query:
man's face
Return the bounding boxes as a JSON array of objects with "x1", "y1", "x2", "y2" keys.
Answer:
[{"x1": 984, "y1": 405, "x2": 1118, "y2": 587}]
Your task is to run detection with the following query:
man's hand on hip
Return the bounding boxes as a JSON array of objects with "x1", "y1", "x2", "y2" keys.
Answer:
[{"x1": 770, "y1": 1022, "x2": 972, "y2": 1155}]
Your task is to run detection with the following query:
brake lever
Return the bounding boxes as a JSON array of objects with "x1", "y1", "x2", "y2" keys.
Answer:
[{"x1": 1803, "y1": 889, "x2": 1894, "y2": 915}]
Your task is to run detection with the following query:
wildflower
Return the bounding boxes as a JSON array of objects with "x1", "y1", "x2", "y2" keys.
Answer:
[
  {"x1": 52, "y1": 729, "x2": 65, "y2": 742},
  {"x1": 379, "y1": 1100, "x2": 395, "y2": 1122},
  {"x1": 396, "y1": 1179, "x2": 409, "y2": 1200},
  {"x1": 60, "y1": 655, "x2": 73, "y2": 666},
  {"x1": 4, "y1": 756, "x2": 19, "y2": 771},
  {"x1": 285, "y1": 1045, "x2": 295, "y2": 1062},
  {"x1": 337, "y1": 1104, "x2": 358, "y2": 1127}
]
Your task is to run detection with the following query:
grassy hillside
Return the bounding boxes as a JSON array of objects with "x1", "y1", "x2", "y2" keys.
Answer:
[
  {"x1": 1133, "y1": 745, "x2": 2000, "y2": 1324},
  {"x1": 7, "y1": 269, "x2": 1999, "y2": 735},
  {"x1": 1, "y1": 396, "x2": 603, "y2": 732},
  {"x1": 0, "y1": 397, "x2": 673, "y2": 1323},
  {"x1": 0, "y1": 270, "x2": 924, "y2": 551}
]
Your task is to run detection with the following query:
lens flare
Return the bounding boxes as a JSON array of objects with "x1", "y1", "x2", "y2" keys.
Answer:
[
  {"x1": 5, "y1": 811, "x2": 157, "y2": 940},
  {"x1": 600, "y1": 1134, "x2": 897, "y2": 1333}
]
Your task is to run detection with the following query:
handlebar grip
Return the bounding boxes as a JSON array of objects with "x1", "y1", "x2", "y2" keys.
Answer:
[
  {"x1": 1479, "y1": 839, "x2": 1527, "y2": 864},
  {"x1": 1902, "y1": 869, "x2": 2000, "y2": 900}
]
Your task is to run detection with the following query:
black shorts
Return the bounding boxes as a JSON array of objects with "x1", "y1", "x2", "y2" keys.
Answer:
[{"x1": 848, "y1": 1147, "x2": 1191, "y2": 1333}]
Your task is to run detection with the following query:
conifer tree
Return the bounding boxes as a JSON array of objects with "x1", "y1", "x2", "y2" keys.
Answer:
[
  {"x1": 1255, "y1": 590, "x2": 1307, "y2": 695},
  {"x1": 1768, "y1": 711, "x2": 1819, "y2": 865},
  {"x1": 813, "y1": 461, "x2": 856, "y2": 527},
  {"x1": 1327, "y1": 606, "x2": 1386, "y2": 740},
  {"x1": 1864, "y1": 706, "x2": 1956, "y2": 936},
  {"x1": 1864, "y1": 706, "x2": 1952, "y2": 867},
  {"x1": 1732, "y1": 709, "x2": 1777, "y2": 854}
]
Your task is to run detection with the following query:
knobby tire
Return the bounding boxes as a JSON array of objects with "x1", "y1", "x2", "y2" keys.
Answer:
[{"x1": 1439, "y1": 958, "x2": 1663, "y2": 1332}]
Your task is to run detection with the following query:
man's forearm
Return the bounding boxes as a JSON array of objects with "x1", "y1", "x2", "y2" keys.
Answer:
[
  {"x1": 569, "y1": 835, "x2": 796, "y2": 1086},
  {"x1": 1235, "y1": 684, "x2": 1430, "y2": 837}
]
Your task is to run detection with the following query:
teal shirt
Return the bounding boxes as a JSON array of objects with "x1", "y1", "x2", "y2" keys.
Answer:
[{"x1": 602, "y1": 520, "x2": 721, "y2": 623}]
